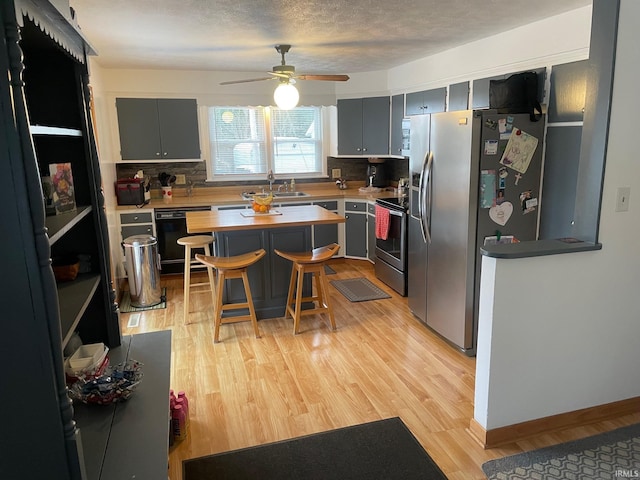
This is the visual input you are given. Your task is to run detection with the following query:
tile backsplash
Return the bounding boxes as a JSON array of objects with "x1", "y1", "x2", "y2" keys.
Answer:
[{"x1": 115, "y1": 157, "x2": 408, "y2": 190}]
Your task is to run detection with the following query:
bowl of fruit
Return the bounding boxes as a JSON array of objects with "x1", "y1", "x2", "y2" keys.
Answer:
[{"x1": 251, "y1": 193, "x2": 273, "y2": 213}]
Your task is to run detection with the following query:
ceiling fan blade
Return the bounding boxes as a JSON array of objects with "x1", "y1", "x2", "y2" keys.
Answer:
[
  {"x1": 268, "y1": 71, "x2": 292, "y2": 79},
  {"x1": 296, "y1": 74, "x2": 350, "y2": 82},
  {"x1": 219, "y1": 76, "x2": 275, "y2": 85}
]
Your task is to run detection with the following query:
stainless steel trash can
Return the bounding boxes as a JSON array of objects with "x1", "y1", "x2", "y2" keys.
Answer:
[{"x1": 123, "y1": 235, "x2": 162, "y2": 307}]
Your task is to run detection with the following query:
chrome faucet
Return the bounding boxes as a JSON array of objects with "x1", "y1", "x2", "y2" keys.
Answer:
[
  {"x1": 277, "y1": 181, "x2": 289, "y2": 193},
  {"x1": 267, "y1": 170, "x2": 275, "y2": 191}
]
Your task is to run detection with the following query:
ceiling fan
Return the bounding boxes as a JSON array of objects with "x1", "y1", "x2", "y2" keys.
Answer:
[{"x1": 219, "y1": 45, "x2": 350, "y2": 85}]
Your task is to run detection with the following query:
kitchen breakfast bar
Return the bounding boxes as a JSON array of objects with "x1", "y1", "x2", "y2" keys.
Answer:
[{"x1": 186, "y1": 205, "x2": 346, "y2": 320}]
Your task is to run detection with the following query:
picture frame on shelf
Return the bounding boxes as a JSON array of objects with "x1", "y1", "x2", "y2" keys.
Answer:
[{"x1": 49, "y1": 163, "x2": 77, "y2": 214}]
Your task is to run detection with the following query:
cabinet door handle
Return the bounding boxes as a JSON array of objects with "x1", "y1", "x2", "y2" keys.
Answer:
[
  {"x1": 163, "y1": 152, "x2": 168, "y2": 156},
  {"x1": 356, "y1": 148, "x2": 361, "y2": 152},
  {"x1": 133, "y1": 216, "x2": 138, "y2": 221},
  {"x1": 156, "y1": 152, "x2": 160, "y2": 156}
]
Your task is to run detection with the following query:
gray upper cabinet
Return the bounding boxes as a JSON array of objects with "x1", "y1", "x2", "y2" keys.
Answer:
[
  {"x1": 548, "y1": 60, "x2": 588, "y2": 123},
  {"x1": 448, "y1": 82, "x2": 469, "y2": 111},
  {"x1": 405, "y1": 87, "x2": 446, "y2": 115},
  {"x1": 116, "y1": 98, "x2": 201, "y2": 160},
  {"x1": 390, "y1": 94, "x2": 405, "y2": 156},
  {"x1": 472, "y1": 75, "x2": 505, "y2": 109},
  {"x1": 337, "y1": 96, "x2": 390, "y2": 155}
]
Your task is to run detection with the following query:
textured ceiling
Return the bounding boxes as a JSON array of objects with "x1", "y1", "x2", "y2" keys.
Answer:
[{"x1": 69, "y1": 0, "x2": 591, "y2": 74}]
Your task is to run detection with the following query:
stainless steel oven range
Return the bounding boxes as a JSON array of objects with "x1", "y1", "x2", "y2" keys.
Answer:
[
  {"x1": 374, "y1": 196, "x2": 408, "y2": 296},
  {"x1": 154, "y1": 206, "x2": 212, "y2": 274}
]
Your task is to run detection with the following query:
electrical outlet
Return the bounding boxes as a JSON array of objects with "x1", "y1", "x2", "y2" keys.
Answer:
[
  {"x1": 332, "y1": 168, "x2": 341, "y2": 179},
  {"x1": 175, "y1": 174, "x2": 186, "y2": 185},
  {"x1": 615, "y1": 186, "x2": 631, "y2": 212}
]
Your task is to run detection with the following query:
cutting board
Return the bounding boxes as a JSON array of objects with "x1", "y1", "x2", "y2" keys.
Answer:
[{"x1": 240, "y1": 210, "x2": 282, "y2": 217}]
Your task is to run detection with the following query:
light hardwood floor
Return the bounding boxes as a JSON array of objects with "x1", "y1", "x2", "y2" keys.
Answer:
[{"x1": 120, "y1": 259, "x2": 640, "y2": 480}]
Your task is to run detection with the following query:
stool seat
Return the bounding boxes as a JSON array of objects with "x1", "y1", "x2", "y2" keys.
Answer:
[
  {"x1": 200, "y1": 249, "x2": 267, "y2": 271},
  {"x1": 274, "y1": 243, "x2": 340, "y2": 334},
  {"x1": 177, "y1": 235, "x2": 215, "y2": 248},
  {"x1": 274, "y1": 244, "x2": 339, "y2": 264},
  {"x1": 195, "y1": 249, "x2": 266, "y2": 342},
  {"x1": 177, "y1": 235, "x2": 215, "y2": 324}
]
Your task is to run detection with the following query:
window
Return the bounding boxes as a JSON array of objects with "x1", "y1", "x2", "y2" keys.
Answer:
[{"x1": 207, "y1": 106, "x2": 325, "y2": 180}]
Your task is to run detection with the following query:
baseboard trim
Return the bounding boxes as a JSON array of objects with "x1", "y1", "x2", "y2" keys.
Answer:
[{"x1": 469, "y1": 396, "x2": 640, "y2": 448}]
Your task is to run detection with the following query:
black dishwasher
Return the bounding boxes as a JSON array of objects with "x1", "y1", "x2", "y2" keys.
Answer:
[{"x1": 155, "y1": 206, "x2": 212, "y2": 274}]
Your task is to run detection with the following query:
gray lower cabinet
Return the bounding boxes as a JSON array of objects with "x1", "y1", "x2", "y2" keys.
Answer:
[
  {"x1": 313, "y1": 201, "x2": 339, "y2": 248},
  {"x1": 337, "y1": 96, "x2": 390, "y2": 155},
  {"x1": 120, "y1": 210, "x2": 154, "y2": 239},
  {"x1": 116, "y1": 98, "x2": 201, "y2": 160},
  {"x1": 367, "y1": 202, "x2": 376, "y2": 262},
  {"x1": 345, "y1": 201, "x2": 367, "y2": 258},
  {"x1": 216, "y1": 226, "x2": 312, "y2": 319}
]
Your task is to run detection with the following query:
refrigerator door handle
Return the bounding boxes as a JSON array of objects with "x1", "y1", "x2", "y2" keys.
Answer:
[
  {"x1": 421, "y1": 151, "x2": 433, "y2": 243},
  {"x1": 418, "y1": 152, "x2": 428, "y2": 243}
]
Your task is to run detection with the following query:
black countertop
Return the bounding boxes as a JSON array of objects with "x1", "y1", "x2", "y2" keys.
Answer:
[{"x1": 480, "y1": 238, "x2": 602, "y2": 259}]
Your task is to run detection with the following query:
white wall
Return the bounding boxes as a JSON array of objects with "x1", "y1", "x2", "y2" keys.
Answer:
[
  {"x1": 475, "y1": 0, "x2": 640, "y2": 430},
  {"x1": 87, "y1": 61, "x2": 125, "y2": 293},
  {"x1": 384, "y1": 6, "x2": 592, "y2": 94},
  {"x1": 97, "y1": 68, "x2": 338, "y2": 106}
]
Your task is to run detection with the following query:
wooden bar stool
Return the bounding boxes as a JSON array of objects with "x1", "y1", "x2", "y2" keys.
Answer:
[
  {"x1": 274, "y1": 243, "x2": 340, "y2": 334},
  {"x1": 177, "y1": 235, "x2": 215, "y2": 324},
  {"x1": 195, "y1": 249, "x2": 266, "y2": 343}
]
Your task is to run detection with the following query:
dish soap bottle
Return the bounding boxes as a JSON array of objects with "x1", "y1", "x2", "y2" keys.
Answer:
[{"x1": 290, "y1": 178, "x2": 295, "y2": 192}]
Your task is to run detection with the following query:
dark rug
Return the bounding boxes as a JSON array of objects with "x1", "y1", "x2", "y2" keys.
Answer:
[
  {"x1": 482, "y1": 423, "x2": 640, "y2": 480},
  {"x1": 330, "y1": 277, "x2": 391, "y2": 302},
  {"x1": 183, "y1": 417, "x2": 447, "y2": 480},
  {"x1": 119, "y1": 287, "x2": 167, "y2": 313}
]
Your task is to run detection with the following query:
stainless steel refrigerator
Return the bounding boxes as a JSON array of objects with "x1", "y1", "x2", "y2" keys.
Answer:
[{"x1": 407, "y1": 110, "x2": 546, "y2": 355}]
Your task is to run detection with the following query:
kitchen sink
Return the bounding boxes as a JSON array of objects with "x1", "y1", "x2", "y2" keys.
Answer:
[
  {"x1": 272, "y1": 191, "x2": 309, "y2": 197},
  {"x1": 241, "y1": 191, "x2": 309, "y2": 200}
]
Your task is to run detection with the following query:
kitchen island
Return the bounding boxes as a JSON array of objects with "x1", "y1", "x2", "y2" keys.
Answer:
[{"x1": 186, "y1": 205, "x2": 345, "y2": 320}]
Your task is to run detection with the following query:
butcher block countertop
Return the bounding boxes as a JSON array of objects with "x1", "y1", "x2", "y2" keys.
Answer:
[
  {"x1": 116, "y1": 182, "x2": 400, "y2": 210},
  {"x1": 186, "y1": 204, "x2": 345, "y2": 233}
]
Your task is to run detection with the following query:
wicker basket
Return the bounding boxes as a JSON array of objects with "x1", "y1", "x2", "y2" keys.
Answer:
[{"x1": 52, "y1": 256, "x2": 80, "y2": 282}]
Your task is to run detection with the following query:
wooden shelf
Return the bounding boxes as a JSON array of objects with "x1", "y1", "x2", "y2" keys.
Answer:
[
  {"x1": 58, "y1": 273, "x2": 101, "y2": 348},
  {"x1": 30, "y1": 125, "x2": 82, "y2": 137},
  {"x1": 46, "y1": 206, "x2": 92, "y2": 245}
]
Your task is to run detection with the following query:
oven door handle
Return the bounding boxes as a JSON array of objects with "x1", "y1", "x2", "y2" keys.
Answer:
[{"x1": 388, "y1": 209, "x2": 403, "y2": 217}]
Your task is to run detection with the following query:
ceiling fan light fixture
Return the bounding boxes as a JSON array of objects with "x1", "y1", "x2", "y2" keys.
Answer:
[{"x1": 273, "y1": 81, "x2": 299, "y2": 110}]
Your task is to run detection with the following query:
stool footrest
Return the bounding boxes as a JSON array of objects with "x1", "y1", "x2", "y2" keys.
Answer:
[{"x1": 219, "y1": 314, "x2": 255, "y2": 324}]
